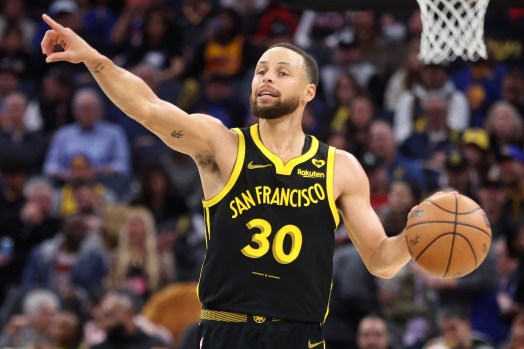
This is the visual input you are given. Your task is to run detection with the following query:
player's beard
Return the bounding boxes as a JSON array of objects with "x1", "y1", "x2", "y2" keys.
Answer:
[{"x1": 250, "y1": 94, "x2": 300, "y2": 120}]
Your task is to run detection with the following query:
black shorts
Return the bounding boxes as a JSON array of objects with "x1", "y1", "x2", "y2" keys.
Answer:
[{"x1": 196, "y1": 316, "x2": 325, "y2": 349}]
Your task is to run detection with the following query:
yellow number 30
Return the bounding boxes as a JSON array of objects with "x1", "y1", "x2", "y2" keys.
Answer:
[{"x1": 241, "y1": 218, "x2": 303, "y2": 264}]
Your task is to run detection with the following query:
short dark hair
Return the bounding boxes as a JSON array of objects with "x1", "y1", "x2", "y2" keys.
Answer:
[{"x1": 268, "y1": 43, "x2": 319, "y2": 87}]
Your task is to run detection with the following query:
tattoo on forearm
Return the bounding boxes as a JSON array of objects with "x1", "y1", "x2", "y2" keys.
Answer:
[
  {"x1": 91, "y1": 63, "x2": 104, "y2": 73},
  {"x1": 171, "y1": 130, "x2": 184, "y2": 139}
]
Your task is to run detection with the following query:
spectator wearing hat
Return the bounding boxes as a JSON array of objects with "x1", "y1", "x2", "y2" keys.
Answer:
[
  {"x1": 443, "y1": 149, "x2": 477, "y2": 200},
  {"x1": 461, "y1": 128, "x2": 492, "y2": 189},
  {"x1": 497, "y1": 145, "x2": 524, "y2": 221},
  {"x1": 501, "y1": 70, "x2": 524, "y2": 117}
]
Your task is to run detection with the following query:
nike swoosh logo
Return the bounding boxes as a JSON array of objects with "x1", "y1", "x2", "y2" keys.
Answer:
[
  {"x1": 247, "y1": 161, "x2": 272, "y2": 169},
  {"x1": 308, "y1": 340, "x2": 325, "y2": 348}
]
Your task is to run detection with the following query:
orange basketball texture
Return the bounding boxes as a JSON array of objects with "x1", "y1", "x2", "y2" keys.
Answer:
[{"x1": 405, "y1": 192, "x2": 492, "y2": 279}]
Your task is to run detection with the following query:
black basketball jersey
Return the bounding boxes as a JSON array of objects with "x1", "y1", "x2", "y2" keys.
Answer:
[{"x1": 198, "y1": 124, "x2": 340, "y2": 323}]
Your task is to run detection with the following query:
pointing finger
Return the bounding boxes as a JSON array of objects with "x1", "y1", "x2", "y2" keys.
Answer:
[
  {"x1": 42, "y1": 13, "x2": 65, "y2": 32},
  {"x1": 41, "y1": 30, "x2": 60, "y2": 55}
]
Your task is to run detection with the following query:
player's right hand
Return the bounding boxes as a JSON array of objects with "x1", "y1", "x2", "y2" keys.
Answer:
[{"x1": 41, "y1": 14, "x2": 94, "y2": 64}]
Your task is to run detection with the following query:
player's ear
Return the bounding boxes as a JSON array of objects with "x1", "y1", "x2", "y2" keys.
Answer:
[{"x1": 304, "y1": 83, "x2": 316, "y2": 102}]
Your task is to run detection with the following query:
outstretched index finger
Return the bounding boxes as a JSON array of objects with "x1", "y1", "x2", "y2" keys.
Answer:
[{"x1": 42, "y1": 13, "x2": 65, "y2": 32}]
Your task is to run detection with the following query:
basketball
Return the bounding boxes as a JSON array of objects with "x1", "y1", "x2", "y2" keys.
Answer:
[{"x1": 405, "y1": 192, "x2": 492, "y2": 279}]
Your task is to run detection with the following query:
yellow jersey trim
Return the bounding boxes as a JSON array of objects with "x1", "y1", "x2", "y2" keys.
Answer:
[
  {"x1": 250, "y1": 124, "x2": 319, "y2": 176},
  {"x1": 202, "y1": 128, "x2": 245, "y2": 208},
  {"x1": 326, "y1": 147, "x2": 340, "y2": 228}
]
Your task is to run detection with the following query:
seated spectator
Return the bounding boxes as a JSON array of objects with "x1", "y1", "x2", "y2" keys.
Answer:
[
  {"x1": 357, "y1": 314, "x2": 393, "y2": 349},
  {"x1": 460, "y1": 128, "x2": 492, "y2": 190},
  {"x1": 0, "y1": 90, "x2": 48, "y2": 175},
  {"x1": 54, "y1": 154, "x2": 116, "y2": 219},
  {"x1": 500, "y1": 70, "x2": 524, "y2": 117},
  {"x1": 90, "y1": 290, "x2": 170, "y2": 349},
  {"x1": 368, "y1": 120, "x2": 426, "y2": 193},
  {"x1": 497, "y1": 145, "x2": 524, "y2": 221},
  {"x1": 130, "y1": 162, "x2": 189, "y2": 231},
  {"x1": 323, "y1": 72, "x2": 363, "y2": 135},
  {"x1": 44, "y1": 309, "x2": 86, "y2": 349},
  {"x1": 424, "y1": 306, "x2": 495, "y2": 349},
  {"x1": 106, "y1": 206, "x2": 176, "y2": 301},
  {"x1": 442, "y1": 149, "x2": 477, "y2": 200},
  {"x1": 22, "y1": 214, "x2": 108, "y2": 300},
  {"x1": 377, "y1": 179, "x2": 421, "y2": 237},
  {"x1": 0, "y1": 288, "x2": 60, "y2": 348},
  {"x1": 484, "y1": 101, "x2": 524, "y2": 154},
  {"x1": 43, "y1": 87, "x2": 131, "y2": 198},
  {"x1": 393, "y1": 62, "x2": 469, "y2": 144}
]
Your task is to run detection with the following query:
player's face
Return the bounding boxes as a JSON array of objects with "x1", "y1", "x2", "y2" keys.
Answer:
[{"x1": 250, "y1": 47, "x2": 309, "y2": 120}]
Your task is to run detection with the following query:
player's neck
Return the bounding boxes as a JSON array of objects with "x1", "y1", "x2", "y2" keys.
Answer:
[{"x1": 257, "y1": 118, "x2": 306, "y2": 162}]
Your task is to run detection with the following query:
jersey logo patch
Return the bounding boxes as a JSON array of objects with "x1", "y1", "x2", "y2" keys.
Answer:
[
  {"x1": 312, "y1": 159, "x2": 325, "y2": 168},
  {"x1": 253, "y1": 315, "x2": 266, "y2": 323},
  {"x1": 247, "y1": 161, "x2": 273, "y2": 169},
  {"x1": 308, "y1": 340, "x2": 325, "y2": 348}
]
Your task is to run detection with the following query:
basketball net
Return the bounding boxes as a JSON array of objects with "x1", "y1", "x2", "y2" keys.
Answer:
[{"x1": 416, "y1": 0, "x2": 490, "y2": 64}]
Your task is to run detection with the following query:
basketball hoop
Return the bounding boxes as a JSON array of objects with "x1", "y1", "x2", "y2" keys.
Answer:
[{"x1": 416, "y1": 0, "x2": 490, "y2": 64}]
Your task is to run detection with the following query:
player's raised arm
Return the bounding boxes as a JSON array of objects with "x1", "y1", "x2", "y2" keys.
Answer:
[
  {"x1": 334, "y1": 150, "x2": 411, "y2": 279},
  {"x1": 40, "y1": 13, "x2": 233, "y2": 159}
]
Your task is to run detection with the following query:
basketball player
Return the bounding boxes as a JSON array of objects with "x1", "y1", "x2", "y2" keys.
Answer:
[{"x1": 40, "y1": 14, "x2": 412, "y2": 349}]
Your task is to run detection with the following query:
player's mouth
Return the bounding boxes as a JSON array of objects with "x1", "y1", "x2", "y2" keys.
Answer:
[{"x1": 256, "y1": 87, "x2": 279, "y2": 100}]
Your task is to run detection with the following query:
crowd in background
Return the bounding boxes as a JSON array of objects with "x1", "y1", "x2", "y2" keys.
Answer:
[{"x1": 0, "y1": 0, "x2": 523, "y2": 348}]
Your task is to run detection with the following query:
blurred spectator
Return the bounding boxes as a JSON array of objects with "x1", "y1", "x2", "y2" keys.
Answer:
[
  {"x1": 121, "y1": 7, "x2": 185, "y2": 82},
  {"x1": 399, "y1": 93, "x2": 461, "y2": 170},
  {"x1": 424, "y1": 306, "x2": 495, "y2": 349},
  {"x1": 22, "y1": 214, "x2": 108, "y2": 299},
  {"x1": 0, "y1": 158, "x2": 28, "y2": 303},
  {"x1": 326, "y1": 73, "x2": 364, "y2": 133},
  {"x1": 494, "y1": 238, "x2": 520, "y2": 344},
  {"x1": 460, "y1": 128, "x2": 492, "y2": 190},
  {"x1": 293, "y1": 10, "x2": 350, "y2": 54},
  {"x1": 356, "y1": 314, "x2": 393, "y2": 349},
  {"x1": 452, "y1": 58, "x2": 509, "y2": 127},
  {"x1": 0, "y1": 66, "x2": 20, "y2": 109},
  {"x1": 106, "y1": 206, "x2": 175, "y2": 300},
  {"x1": 53, "y1": 154, "x2": 116, "y2": 218},
  {"x1": 0, "y1": 23, "x2": 34, "y2": 82},
  {"x1": 341, "y1": 96, "x2": 375, "y2": 160},
  {"x1": 504, "y1": 311, "x2": 524, "y2": 349},
  {"x1": 384, "y1": 38, "x2": 423, "y2": 113},
  {"x1": 251, "y1": 0, "x2": 298, "y2": 49},
  {"x1": 442, "y1": 149, "x2": 477, "y2": 200},
  {"x1": 43, "y1": 87, "x2": 131, "y2": 197},
  {"x1": 80, "y1": 0, "x2": 118, "y2": 56},
  {"x1": 44, "y1": 309, "x2": 86, "y2": 349},
  {"x1": 323, "y1": 243, "x2": 381, "y2": 349},
  {"x1": 378, "y1": 262, "x2": 432, "y2": 349},
  {"x1": 176, "y1": 0, "x2": 215, "y2": 56},
  {"x1": 130, "y1": 162, "x2": 189, "y2": 230},
  {"x1": 189, "y1": 73, "x2": 248, "y2": 127},
  {"x1": 418, "y1": 247, "x2": 499, "y2": 344},
  {"x1": 478, "y1": 172, "x2": 514, "y2": 242},
  {"x1": 484, "y1": 101, "x2": 524, "y2": 153},
  {"x1": 24, "y1": 68, "x2": 75, "y2": 135},
  {"x1": 187, "y1": 7, "x2": 257, "y2": 81},
  {"x1": 368, "y1": 120, "x2": 426, "y2": 193},
  {"x1": 496, "y1": 145, "x2": 524, "y2": 221},
  {"x1": 360, "y1": 151, "x2": 390, "y2": 211},
  {"x1": 0, "y1": 288, "x2": 59, "y2": 348},
  {"x1": 393, "y1": 63, "x2": 469, "y2": 144},
  {"x1": 109, "y1": 0, "x2": 150, "y2": 57},
  {"x1": 378, "y1": 179, "x2": 421, "y2": 238},
  {"x1": 0, "y1": 90, "x2": 48, "y2": 174},
  {"x1": 501, "y1": 70, "x2": 524, "y2": 117},
  {"x1": 320, "y1": 29, "x2": 381, "y2": 108},
  {"x1": 90, "y1": 290, "x2": 170, "y2": 349},
  {"x1": 0, "y1": 0, "x2": 36, "y2": 49}
]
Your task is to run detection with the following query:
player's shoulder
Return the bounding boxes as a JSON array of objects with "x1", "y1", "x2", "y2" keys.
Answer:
[
  {"x1": 333, "y1": 148, "x2": 369, "y2": 197},
  {"x1": 333, "y1": 148, "x2": 365, "y2": 173}
]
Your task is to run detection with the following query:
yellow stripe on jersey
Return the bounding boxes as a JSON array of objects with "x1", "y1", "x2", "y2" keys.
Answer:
[
  {"x1": 203, "y1": 128, "x2": 245, "y2": 208},
  {"x1": 326, "y1": 147, "x2": 340, "y2": 228},
  {"x1": 250, "y1": 124, "x2": 319, "y2": 176}
]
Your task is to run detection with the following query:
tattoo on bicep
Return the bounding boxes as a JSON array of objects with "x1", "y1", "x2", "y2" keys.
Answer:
[
  {"x1": 91, "y1": 63, "x2": 104, "y2": 73},
  {"x1": 171, "y1": 130, "x2": 184, "y2": 139}
]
